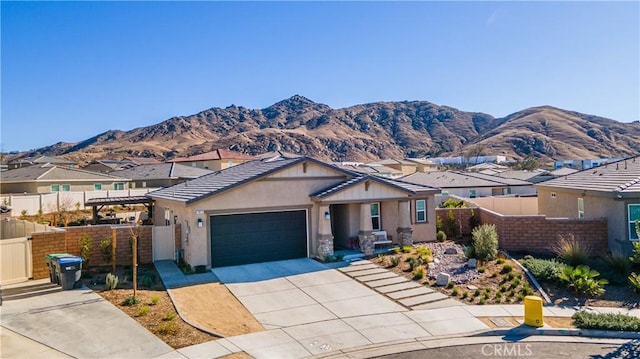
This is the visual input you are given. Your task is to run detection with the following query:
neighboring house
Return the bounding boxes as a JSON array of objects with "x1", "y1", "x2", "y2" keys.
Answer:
[
  {"x1": 403, "y1": 171, "x2": 535, "y2": 200},
  {"x1": 148, "y1": 157, "x2": 440, "y2": 269},
  {"x1": 553, "y1": 158, "x2": 624, "y2": 171},
  {"x1": 255, "y1": 150, "x2": 302, "y2": 161},
  {"x1": 110, "y1": 163, "x2": 212, "y2": 188},
  {"x1": 495, "y1": 170, "x2": 556, "y2": 184},
  {"x1": 126, "y1": 157, "x2": 163, "y2": 165},
  {"x1": 83, "y1": 159, "x2": 139, "y2": 173},
  {"x1": 7, "y1": 156, "x2": 77, "y2": 170},
  {"x1": 467, "y1": 163, "x2": 509, "y2": 173},
  {"x1": 169, "y1": 149, "x2": 256, "y2": 170},
  {"x1": 429, "y1": 155, "x2": 508, "y2": 166},
  {"x1": 404, "y1": 158, "x2": 440, "y2": 172},
  {"x1": 367, "y1": 159, "x2": 419, "y2": 176},
  {"x1": 335, "y1": 163, "x2": 404, "y2": 179},
  {"x1": 0, "y1": 165, "x2": 131, "y2": 194},
  {"x1": 549, "y1": 167, "x2": 579, "y2": 177},
  {"x1": 536, "y1": 156, "x2": 640, "y2": 254}
]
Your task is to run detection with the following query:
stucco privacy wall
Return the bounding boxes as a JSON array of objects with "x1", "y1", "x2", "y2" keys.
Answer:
[
  {"x1": 478, "y1": 208, "x2": 607, "y2": 255},
  {"x1": 30, "y1": 225, "x2": 180, "y2": 280},
  {"x1": 152, "y1": 161, "x2": 349, "y2": 268}
]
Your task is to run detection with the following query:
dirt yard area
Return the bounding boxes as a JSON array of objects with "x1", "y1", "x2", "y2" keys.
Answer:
[{"x1": 170, "y1": 283, "x2": 264, "y2": 336}]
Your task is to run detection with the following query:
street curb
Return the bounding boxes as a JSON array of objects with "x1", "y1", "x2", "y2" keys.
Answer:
[{"x1": 478, "y1": 326, "x2": 640, "y2": 340}]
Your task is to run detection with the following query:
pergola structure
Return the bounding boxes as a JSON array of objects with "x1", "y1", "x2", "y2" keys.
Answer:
[{"x1": 84, "y1": 196, "x2": 154, "y2": 225}]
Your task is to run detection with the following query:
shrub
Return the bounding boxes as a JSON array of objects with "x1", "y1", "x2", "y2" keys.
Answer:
[
  {"x1": 447, "y1": 281, "x2": 455, "y2": 289},
  {"x1": 100, "y1": 237, "x2": 112, "y2": 263},
  {"x1": 163, "y1": 311, "x2": 177, "y2": 321},
  {"x1": 19, "y1": 209, "x2": 28, "y2": 220},
  {"x1": 412, "y1": 266, "x2": 425, "y2": 280},
  {"x1": 401, "y1": 246, "x2": 413, "y2": 254},
  {"x1": 435, "y1": 214, "x2": 444, "y2": 233},
  {"x1": 464, "y1": 245, "x2": 476, "y2": 260},
  {"x1": 392, "y1": 247, "x2": 401, "y2": 255},
  {"x1": 572, "y1": 311, "x2": 640, "y2": 332},
  {"x1": 158, "y1": 322, "x2": 177, "y2": 335},
  {"x1": 501, "y1": 264, "x2": 513, "y2": 274},
  {"x1": 436, "y1": 231, "x2": 447, "y2": 242},
  {"x1": 452, "y1": 288, "x2": 460, "y2": 296},
  {"x1": 602, "y1": 252, "x2": 632, "y2": 284},
  {"x1": 390, "y1": 256, "x2": 401, "y2": 267},
  {"x1": 553, "y1": 234, "x2": 590, "y2": 266},
  {"x1": 416, "y1": 246, "x2": 432, "y2": 256},
  {"x1": 516, "y1": 293, "x2": 525, "y2": 301},
  {"x1": 521, "y1": 258, "x2": 566, "y2": 283},
  {"x1": 505, "y1": 272, "x2": 515, "y2": 281},
  {"x1": 478, "y1": 298, "x2": 486, "y2": 305},
  {"x1": 629, "y1": 272, "x2": 640, "y2": 293},
  {"x1": 473, "y1": 289, "x2": 481, "y2": 297},
  {"x1": 499, "y1": 284, "x2": 507, "y2": 293},
  {"x1": 137, "y1": 306, "x2": 149, "y2": 317},
  {"x1": 78, "y1": 233, "x2": 93, "y2": 266},
  {"x1": 461, "y1": 291, "x2": 468, "y2": 299},
  {"x1": 494, "y1": 292, "x2": 502, "y2": 301},
  {"x1": 445, "y1": 210, "x2": 460, "y2": 238},
  {"x1": 141, "y1": 272, "x2": 157, "y2": 288},
  {"x1": 150, "y1": 295, "x2": 160, "y2": 305},
  {"x1": 472, "y1": 224, "x2": 498, "y2": 261},
  {"x1": 491, "y1": 271, "x2": 498, "y2": 278},
  {"x1": 105, "y1": 273, "x2": 118, "y2": 290},
  {"x1": 508, "y1": 289, "x2": 516, "y2": 297},
  {"x1": 630, "y1": 238, "x2": 640, "y2": 267},
  {"x1": 483, "y1": 292, "x2": 490, "y2": 300},
  {"x1": 477, "y1": 266, "x2": 486, "y2": 273},
  {"x1": 558, "y1": 265, "x2": 609, "y2": 297},
  {"x1": 123, "y1": 296, "x2": 139, "y2": 306},
  {"x1": 469, "y1": 209, "x2": 480, "y2": 231},
  {"x1": 422, "y1": 254, "x2": 434, "y2": 263},
  {"x1": 441, "y1": 198, "x2": 466, "y2": 208},
  {"x1": 495, "y1": 258, "x2": 505, "y2": 265},
  {"x1": 408, "y1": 256, "x2": 424, "y2": 271}
]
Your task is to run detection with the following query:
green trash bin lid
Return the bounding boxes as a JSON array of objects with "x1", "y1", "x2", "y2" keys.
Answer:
[{"x1": 46, "y1": 253, "x2": 74, "y2": 259}]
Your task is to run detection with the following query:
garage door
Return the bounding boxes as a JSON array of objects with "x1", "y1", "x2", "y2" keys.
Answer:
[{"x1": 210, "y1": 210, "x2": 308, "y2": 267}]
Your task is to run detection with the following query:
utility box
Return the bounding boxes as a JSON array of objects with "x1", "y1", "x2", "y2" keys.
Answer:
[
  {"x1": 54, "y1": 256, "x2": 83, "y2": 290},
  {"x1": 524, "y1": 295, "x2": 544, "y2": 327}
]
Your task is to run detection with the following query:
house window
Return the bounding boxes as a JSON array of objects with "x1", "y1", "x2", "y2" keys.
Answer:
[
  {"x1": 142, "y1": 181, "x2": 147, "y2": 188},
  {"x1": 416, "y1": 199, "x2": 427, "y2": 223},
  {"x1": 164, "y1": 208, "x2": 171, "y2": 226},
  {"x1": 114, "y1": 182, "x2": 125, "y2": 190},
  {"x1": 370, "y1": 203, "x2": 381, "y2": 231},
  {"x1": 94, "y1": 183, "x2": 102, "y2": 191},
  {"x1": 51, "y1": 184, "x2": 60, "y2": 192},
  {"x1": 551, "y1": 192, "x2": 557, "y2": 198},
  {"x1": 629, "y1": 204, "x2": 640, "y2": 241},
  {"x1": 577, "y1": 198, "x2": 585, "y2": 219},
  {"x1": 61, "y1": 184, "x2": 71, "y2": 192},
  {"x1": 469, "y1": 189, "x2": 477, "y2": 198}
]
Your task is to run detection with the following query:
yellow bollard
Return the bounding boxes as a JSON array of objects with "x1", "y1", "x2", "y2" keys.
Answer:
[{"x1": 524, "y1": 295, "x2": 544, "y2": 327}]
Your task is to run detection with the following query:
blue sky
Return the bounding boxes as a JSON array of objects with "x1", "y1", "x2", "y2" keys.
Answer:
[{"x1": 2, "y1": 1, "x2": 638, "y2": 152}]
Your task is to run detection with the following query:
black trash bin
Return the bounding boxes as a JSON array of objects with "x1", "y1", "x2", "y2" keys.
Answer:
[
  {"x1": 56, "y1": 256, "x2": 83, "y2": 290},
  {"x1": 46, "y1": 253, "x2": 74, "y2": 284}
]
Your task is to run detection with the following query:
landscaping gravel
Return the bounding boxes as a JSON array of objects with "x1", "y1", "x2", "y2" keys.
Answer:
[{"x1": 419, "y1": 242, "x2": 479, "y2": 284}]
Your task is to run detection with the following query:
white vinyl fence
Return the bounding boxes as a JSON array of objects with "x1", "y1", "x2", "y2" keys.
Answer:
[
  {"x1": 0, "y1": 237, "x2": 32, "y2": 285},
  {"x1": 1, "y1": 188, "x2": 160, "y2": 216},
  {"x1": 1, "y1": 219, "x2": 52, "y2": 239},
  {"x1": 152, "y1": 226, "x2": 175, "y2": 261}
]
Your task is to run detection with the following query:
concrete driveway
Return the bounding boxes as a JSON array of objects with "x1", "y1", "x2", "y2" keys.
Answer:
[{"x1": 1, "y1": 285, "x2": 174, "y2": 359}]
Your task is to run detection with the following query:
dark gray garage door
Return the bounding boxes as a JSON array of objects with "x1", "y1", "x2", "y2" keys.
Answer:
[{"x1": 210, "y1": 210, "x2": 307, "y2": 267}]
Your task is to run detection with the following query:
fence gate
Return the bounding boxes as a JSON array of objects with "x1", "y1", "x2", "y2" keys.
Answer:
[
  {"x1": 152, "y1": 226, "x2": 175, "y2": 261},
  {"x1": 0, "y1": 237, "x2": 33, "y2": 285}
]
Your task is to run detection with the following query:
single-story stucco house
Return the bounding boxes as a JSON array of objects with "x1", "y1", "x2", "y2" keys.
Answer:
[
  {"x1": 148, "y1": 156, "x2": 440, "y2": 269},
  {"x1": 535, "y1": 155, "x2": 640, "y2": 254}
]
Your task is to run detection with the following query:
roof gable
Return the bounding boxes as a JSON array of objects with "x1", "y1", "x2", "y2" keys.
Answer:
[
  {"x1": 1, "y1": 165, "x2": 130, "y2": 183},
  {"x1": 312, "y1": 174, "x2": 440, "y2": 201}
]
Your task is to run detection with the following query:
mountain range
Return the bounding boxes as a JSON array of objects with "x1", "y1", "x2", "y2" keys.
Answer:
[{"x1": 11, "y1": 95, "x2": 640, "y2": 164}]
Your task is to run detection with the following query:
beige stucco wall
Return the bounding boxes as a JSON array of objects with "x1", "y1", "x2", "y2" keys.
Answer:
[
  {"x1": 537, "y1": 187, "x2": 637, "y2": 253},
  {"x1": 35, "y1": 181, "x2": 127, "y2": 193},
  {"x1": 469, "y1": 197, "x2": 539, "y2": 215},
  {"x1": 411, "y1": 197, "x2": 437, "y2": 242},
  {"x1": 1, "y1": 182, "x2": 38, "y2": 194}
]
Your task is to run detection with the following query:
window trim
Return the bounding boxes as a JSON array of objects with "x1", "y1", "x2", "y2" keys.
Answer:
[
  {"x1": 416, "y1": 199, "x2": 427, "y2": 223},
  {"x1": 113, "y1": 182, "x2": 125, "y2": 190},
  {"x1": 577, "y1": 197, "x2": 585, "y2": 219},
  {"x1": 370, "y1": 202, "x2": 381, "y2": 231},
  {"x1": 94, "y1": 183, "x2": 102, "y2": 191},
  {"x1": 469, "y1": 189, "x2": 477, "y2": 198},
  {"x1": 629, "y1": 204, "x2": 640, "y2": 241},
  {"x1": 51, "y1": 184, "x2": 60, "y2": 192}
]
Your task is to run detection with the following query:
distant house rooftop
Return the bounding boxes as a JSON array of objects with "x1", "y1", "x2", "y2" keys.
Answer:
[
  {"x1": 1, "y1": 165, "x2": 130, "y2": 183},
  {"x1": 169, "y1": 149, "x2": 256, "y2": 163},
  {"x1": 403, "y1": 170, "x2": 532, "y2": 189},
  {"x1": 110, "y1": 163, "x2": 212, "y2": 180}
]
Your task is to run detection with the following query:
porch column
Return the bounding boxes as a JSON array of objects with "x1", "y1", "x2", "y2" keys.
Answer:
[
  {"x1": 317, "y1": 204, "x2": 334, "y2": 260},
  {"x1": 358, "y1": 203, "x2": 375, "y2": 256},
  {"x1": 396, "y1": 200, "x2": 413, "y2": 246}
]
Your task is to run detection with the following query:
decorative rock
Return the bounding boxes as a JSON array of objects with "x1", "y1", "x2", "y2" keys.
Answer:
[
  {"x1": 428, "y1": 262, "x2": 436, "y2": 270},
  {"x1": 467, "y1": 258, "x2": 477, "y2": 268},
  {"x1": 436, "y1": 272, "x2": 451, "y2": 286},
  {"x1": 444, "y1": 247, "x2": 458, "y2": 255},
  {"x1": 433, "y1": 258, "x2": 440, "y2": 264},
  {"x1": 467, "y1": 285, "x2": 478, "y2": 290}
]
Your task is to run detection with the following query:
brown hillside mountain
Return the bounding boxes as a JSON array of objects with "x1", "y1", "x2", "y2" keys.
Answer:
[{"x1": 11, "y1": 96, "x2": 640, "y2": 165}]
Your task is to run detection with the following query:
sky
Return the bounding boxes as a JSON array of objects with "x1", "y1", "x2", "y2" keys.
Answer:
[{"x1": 1, "y1": 1, "x2": 639, "y2": 152}]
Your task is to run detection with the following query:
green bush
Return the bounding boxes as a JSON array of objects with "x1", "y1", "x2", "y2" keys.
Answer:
[
  {"x1": 478, "y1": 298, "x2": 486, "y2": 305},
  {"x1": 501, "y1": 264, "x2": 514, "y2": 274},
  {"x1": 602, "y1": 252, "x2": 632, "y2": 284},
  {"x1": 473, "y1": 289, "x2": 481, "y2": 297},
  {"x1": 496, "y1": 258, "x2": 505, "y2": 265},
  {"x1": 416, "y1": 246, "x2": 432, "y2": 256},
  {"x1": 630, "y1": 238, "x2": 640, "y2": 267},
  {"x1": 408, "y1": 256, "x2": 424, "y2": 271},
  {"x1": 123, "y1": 296, "x2": 139, "y2": 306},
  {"x1": 163, "y1": 311, "x2": 176, "y2": 321},
  {"x1": 436, "y1": 230, "x2": 447, "y2": 242},
  {"x1": 461, "y1": 291, "x2": 468, "y2": 299},
  {"x1": 137, "y1": 306, "x2": 150, "y2": 317},
  {"x1": 100, "y1": 237, "x2": 112, "y2": 263},
  {"x1": 150, "y1": 295, "x2": 160, "y2": 305},
  {"x1": 558, "y1": 265, "x2": 609, "y2": 297},
  {"x1": 78, "y1": 233, "x2": 93, "y2": 266},
  {"x1": 392, "y1": 247, "x2": 401, "y2": 254},
  {"x1": 553, "y1": 234, "x2": 590, "y2": 266},
  {"x1": 390, "y1": 256, "x2": 401, "y2": 268},
  {"x1": 521, "y1": 258, "x2": 566, "y2": 283},
  {"x1": 629, "y1": 272, "x2": 640, "y2": 293},
  {"x1": 477, "y1": 266, "x2": 486, "y2": 273},
  {"x1": 447, "y1": 281, "x2": 455, "y2": 289},
  {"x1": 499, "y1": 284, "x2": 507, "y2": 293},
  {"x1": 572, "y1": 311, "x2": 640, "y2": 332},
  {"x1": 441, "y1": 198, "x2": 466, "y2": 208},
  {"x1": 464, "y1": 245, "x2": 476, "y2": 260},
  {"x1": 472, "y1": 224, "x2": 498, "y2": 261},
  {"x1": 412, "y1": 266, "x2": 425, "y2": 280},
  {"x1": 452, "y1": 288, "x2": 460, "y2": 296},
  {"x1": 158, "y1": 322, "x2": 177, "y2": 334},
  {"x1": 401, "y1": 246, "x2": 413, "y2": 253}
]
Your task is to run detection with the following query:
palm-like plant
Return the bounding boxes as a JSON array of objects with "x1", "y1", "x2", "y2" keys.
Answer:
[
  {"x1": 558, "y1": 265, "x2": 609, "y2": 297},
  {"x1": 629, "y1": 272, "x2": 640, "y2": 293}
]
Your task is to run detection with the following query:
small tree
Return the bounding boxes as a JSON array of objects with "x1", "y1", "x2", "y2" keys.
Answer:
[
  {"x1": 19, "y1": 209, "x2": 28, "y2": 220},
  {"x1": 100, "y1": 237, "x2": 113, "y2": 263},
  {"x1": 472, "y1": 223, "x2": 498, "y2": 261},
  {"x1": 78, "y1": 233, "x2": 93, "y2": 268}
]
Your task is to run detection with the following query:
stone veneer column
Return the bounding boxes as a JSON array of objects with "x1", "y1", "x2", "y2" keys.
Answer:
[
  {"x1": 358, "y1": 203, "x2": 375, "y2": 256},
  {"x1": 317, "y1": 205, "x2": 334, "y2": 260},
  {"x1": 396, "y1": 200, "x2": 413, "y2": 246}
]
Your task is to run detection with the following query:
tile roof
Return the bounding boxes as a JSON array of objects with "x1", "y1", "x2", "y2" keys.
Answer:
[
  {"x1": 110, "y1": 163, "x2": 212, "y2": 180},
  {"x1": 368, "y1": 158, "x2": 417, "y2": 166},
  {"x1": 402, "y1": 171, "x2": 532, "y2": 189},
  {"x1": 1, "y1": 165, "x2": 130, "y2": 183},
  {"x1": 255, "y1": 150, "x2": 302, "y2": 160},
  {"x1": 311, "y1": 174, "x2": 440, "y2": 199},
  {"x1": 126, "y1": 157, "x2": 162, "y2": 165},
  {"x1": 335, "y1": 164, "x2": 403, "y2": 176},
  {"x1": 536, "y1": 156, "x2": 640, "y2": 195},
  {"x1": 169, "y1": 149, "x2": 257, "y2": 162},
  {"x1": 549, "y1": 167, "x2": 579, "y2": 176}
]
